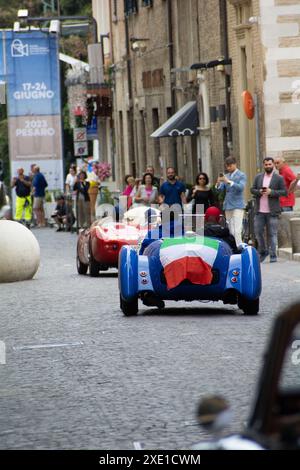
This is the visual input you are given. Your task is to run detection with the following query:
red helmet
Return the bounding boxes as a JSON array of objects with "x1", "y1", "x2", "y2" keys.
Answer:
[{"x1": 205, "y1": 206, "x2": 222, "y2": 222}]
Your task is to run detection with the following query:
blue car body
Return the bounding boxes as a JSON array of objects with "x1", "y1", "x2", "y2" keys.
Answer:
[{"x1": 119, "y1": 236, "x2": 262, "y2": 316}]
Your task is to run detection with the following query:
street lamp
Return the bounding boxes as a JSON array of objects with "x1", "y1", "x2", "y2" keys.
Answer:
[{"x1": 17, "y1": 9, "x2": 98, "y2": 43}]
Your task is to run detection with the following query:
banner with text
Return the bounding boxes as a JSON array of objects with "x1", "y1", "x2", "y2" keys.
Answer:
[{"x1": 4, "y1": 31, "x2": 63, "y2": 190}]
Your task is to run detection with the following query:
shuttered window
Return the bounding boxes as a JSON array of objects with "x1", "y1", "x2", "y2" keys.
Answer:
[{"x1": 124, "y1": 0, "x2": 138, "y2": 16}]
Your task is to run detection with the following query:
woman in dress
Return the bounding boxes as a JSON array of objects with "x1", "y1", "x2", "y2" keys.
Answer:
[{"x1": 188, "y1": 172, "x2": 215, "y2": 213}]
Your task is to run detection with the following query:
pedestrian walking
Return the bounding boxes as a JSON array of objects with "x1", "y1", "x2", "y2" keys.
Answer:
[
  {"x1": 215, "y1": 156, "x2": 246, "y2": 246},
  {"x1": 32, "y1": 166, "x2": 48, "y2": 227},
  {"x1": 274, "y1": 156, "x2": 297, "y2": 211},
  {"x1": 250, "y1": 157, "x2": 287, "y2": 263},
  {"x1": 11, "y1": 167, "x2": 32, "y2": 228}
]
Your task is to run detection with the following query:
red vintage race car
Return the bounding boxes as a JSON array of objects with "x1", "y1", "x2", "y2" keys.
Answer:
[{"x1": 76, "y1": 206, "x2": 160, "y2": 276}]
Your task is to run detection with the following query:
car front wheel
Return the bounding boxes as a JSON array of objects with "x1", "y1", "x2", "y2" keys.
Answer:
[
  {"x1": 120, "y1": 295, "x2": 138, "y2": 316},
  {"x1": 238, "y1": 296, "x2": 259, "y2": 315}
]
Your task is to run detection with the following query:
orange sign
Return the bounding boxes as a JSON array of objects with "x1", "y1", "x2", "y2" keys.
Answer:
[{"x1": 242, "y1": 90, "x2": 255, "y2": 120}]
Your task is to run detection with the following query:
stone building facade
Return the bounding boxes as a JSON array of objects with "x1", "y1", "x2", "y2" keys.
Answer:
[
  {"x1": 95, "y1": 0, "x2": 300, "y2": 193},
  {"x1": 108, "y1": 0, "x2": 232, "y2": 186},
  {"x1": 91, "y1": 0, "x2": 113, "y2": 170},
  {"x1": 260, "y1": 0, "x2": 300, "y2": 174},
  {"x1": 227, "y1": 0, "x2": 300, "y2": 196},
  {"x1": 227, "y1": 0, "x2": 265, "y2": 195}
]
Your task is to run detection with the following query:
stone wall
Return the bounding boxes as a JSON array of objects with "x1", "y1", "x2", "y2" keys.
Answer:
[
  {"x1": 260, "y1": 0, "x2": 300, "y2": 176},
  {"x1": 110, "y1": 0, "x2": 234, "y2": 186}
]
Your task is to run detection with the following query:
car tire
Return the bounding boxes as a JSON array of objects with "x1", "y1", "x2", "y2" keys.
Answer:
[
  {"x1": 89, "y1": 245, "x2": 100, "y2": 277},
  {"x1": 238, "y1": 295, "x2": 259, "y2": 315},
  {"x1": 77, "y1": 254, "x2": 88, "y2": 275},
  {"x1": 98, "y1": 264, "x2": 109, "y2": 271},
  {"x1": 120, "y1": 295, "x2": 138, "y2": 316}
]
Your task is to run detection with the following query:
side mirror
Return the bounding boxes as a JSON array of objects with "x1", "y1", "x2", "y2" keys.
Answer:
[{"x1": 197, "y1": 395, "x2": 232, "y2": 432}]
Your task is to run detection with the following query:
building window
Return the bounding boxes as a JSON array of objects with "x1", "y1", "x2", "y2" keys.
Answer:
[
  {"x1": 236, "y1": 2, "x2": 251, "y2": 26},
  {"x1": 141, "y1": 0, "x2": 153, "y2": 7},
  {"x1": 124, "y1": 0, "x2": 138, "y2": 16},
  {"x1": 113, "y1": 0, "x2": 117, "y2": 17}
]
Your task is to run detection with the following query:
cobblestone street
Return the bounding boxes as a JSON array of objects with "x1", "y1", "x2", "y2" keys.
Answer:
[{"x1": 0, "y1": 228, "x2": 300, "y2": 450}]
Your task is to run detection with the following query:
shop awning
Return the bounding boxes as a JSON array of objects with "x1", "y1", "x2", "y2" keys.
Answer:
[{"x1": 151, "y1": 101, "x2": 199, "y2": 138}]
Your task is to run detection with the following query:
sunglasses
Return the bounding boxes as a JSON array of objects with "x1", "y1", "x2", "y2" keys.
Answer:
[{"x1": 198, "y1": 177, "x2": 206, "y2": 180}]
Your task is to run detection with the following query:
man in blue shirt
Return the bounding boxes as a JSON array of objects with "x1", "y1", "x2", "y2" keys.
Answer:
[
  {"x1": 159, "y1": 167, "x2": 187, "y2": 207},
  {"x1": 159, "y1": 167, "x2": 187, "y2": 225},
  {"x1": 32, "y1": 165, "x2": 48, "y2": 227},
  {"x1": 215, "y1": 156, "x2": 246, "y2": 246}
]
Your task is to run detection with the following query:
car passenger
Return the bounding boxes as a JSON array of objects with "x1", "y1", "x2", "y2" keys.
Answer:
[{"x1": 204, "y1": 206, "x2": 238, "y2": 253}]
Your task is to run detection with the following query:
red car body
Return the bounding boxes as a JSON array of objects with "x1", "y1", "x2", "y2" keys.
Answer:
[{"x1": 76, "y1": 217, "x2": 147, "y2": 276}]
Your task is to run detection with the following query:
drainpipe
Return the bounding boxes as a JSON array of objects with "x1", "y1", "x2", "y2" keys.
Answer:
[
  {"x1": 124, "y1": 14, "x2": 136, "y2": 176},
  {"x1": 167, "y1": 0, "x2": 178, "y2": 171},
  {"x1": 219, "y1": 0, "x2": 232, "y2": 153},
  {"x1": 124, "y1": 16, "x2": 133, "y2": 102},
  {"x1": 197, "y1": 70, "x2": 212, "y2": 179}
]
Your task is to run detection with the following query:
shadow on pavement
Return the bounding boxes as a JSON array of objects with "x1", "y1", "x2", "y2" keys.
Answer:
[{"x1": 139, "y1": 305, "x2": 243, "y2": 317}]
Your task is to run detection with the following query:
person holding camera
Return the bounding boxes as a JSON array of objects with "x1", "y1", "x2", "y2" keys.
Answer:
[
  {"x1": 250, "y1": 157, "x2": 287, "y2": 263},
  {"x1": 215, "y1": 156, "x2": 246, "y2": 246},
  {"x1": 51, "y1": 195, "x2": 75, "y2": 232}
]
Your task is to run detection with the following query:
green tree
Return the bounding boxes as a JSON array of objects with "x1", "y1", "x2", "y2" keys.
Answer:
[
  {"x1": 0, "y1": 0, "x2": 93, "y2": 182},
  {"x1": 0, "y1": 0, "x2": 43, "y2": 28}
]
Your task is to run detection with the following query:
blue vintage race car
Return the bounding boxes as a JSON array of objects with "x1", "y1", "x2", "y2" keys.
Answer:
[{"x1": 119, "y1": 230, "x2": 262, "y2": 316}]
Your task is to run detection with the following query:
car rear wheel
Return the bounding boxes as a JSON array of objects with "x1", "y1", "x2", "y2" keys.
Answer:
[
  {"x1": 238, "y1": 295, "x2": 259, "y2": 315},
  {"x1": 89, "y1": 246, "x2": 100, "y2": 277},
  {"x1": 98, "y1": 264, "x2": 109, "y2": 271},
  {"x1": 77, "y1": 254, "x2": 88, "y2": 275},
  {"x1": 120, "y1": 295, "x2": 138, "y2": 316}
]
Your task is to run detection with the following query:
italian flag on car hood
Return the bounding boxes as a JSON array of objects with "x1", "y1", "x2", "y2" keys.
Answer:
[{"x1": 159, "y1": 236, "x2": 220, "y2": 290}]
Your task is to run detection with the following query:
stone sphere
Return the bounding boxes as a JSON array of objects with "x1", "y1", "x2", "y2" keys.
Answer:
[{"x1": 0, "y1": 220, "x2": 40, "y2": 283}]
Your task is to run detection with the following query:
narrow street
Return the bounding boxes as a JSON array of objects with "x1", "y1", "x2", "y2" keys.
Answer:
[{"x1": 0, "y1": 228, "x2": 299, "y2": 450}]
